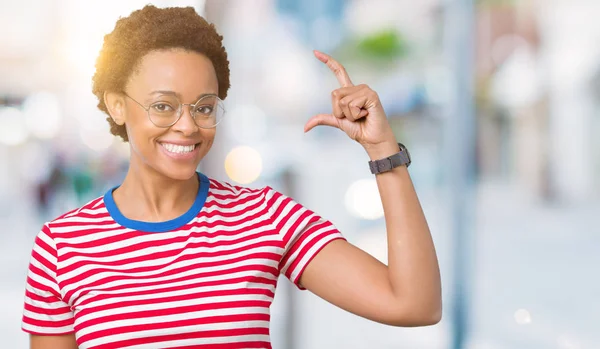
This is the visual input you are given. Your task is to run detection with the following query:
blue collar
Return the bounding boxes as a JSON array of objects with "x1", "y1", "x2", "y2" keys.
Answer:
[{"x1": 103, "y1": 172, "x2": 209, "y2": 233}]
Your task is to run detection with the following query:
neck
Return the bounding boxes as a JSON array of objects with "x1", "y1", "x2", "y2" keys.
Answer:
[{"x1": 114, "y1": 159, "x2": 199, "y2": 222}]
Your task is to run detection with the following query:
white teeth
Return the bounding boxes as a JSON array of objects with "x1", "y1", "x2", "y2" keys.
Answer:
[{"x1": 162, "y1": 143, "x2": 195, "y2": 154}]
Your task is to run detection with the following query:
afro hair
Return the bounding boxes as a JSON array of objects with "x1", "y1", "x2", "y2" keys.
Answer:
[{"x1": 92, "y1": 5, "x2": 230, "y2": 142}]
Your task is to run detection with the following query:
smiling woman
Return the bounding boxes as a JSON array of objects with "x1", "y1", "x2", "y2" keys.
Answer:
[
  {"x1": 103, "y1": 49, "x2": 222, "y2": 181},
  {"x1": 21, "y1": 4, "x2": 441, "y2": 349}
]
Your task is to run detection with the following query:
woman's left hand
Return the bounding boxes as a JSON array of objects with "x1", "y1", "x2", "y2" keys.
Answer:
[
  {"x1": 300, "y1": 53, "x2": 442, "y2": 328},
  {"x1": 304, "y1": 50, "x2": 397, "y2": 153}
]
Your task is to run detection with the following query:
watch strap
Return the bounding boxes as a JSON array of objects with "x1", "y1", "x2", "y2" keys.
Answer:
[{"x1": 368, "y1": 143, "x2": 411, "y2": 174}]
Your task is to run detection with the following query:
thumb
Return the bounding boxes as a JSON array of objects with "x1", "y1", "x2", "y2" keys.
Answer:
[{"x1": 304, "y1": 113, "x2": 340, "y2": 133}]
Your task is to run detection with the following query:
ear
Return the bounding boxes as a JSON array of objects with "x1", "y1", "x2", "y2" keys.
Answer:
[{"x1": 104, "y1": 91, "x2": 126, "y2": 126}]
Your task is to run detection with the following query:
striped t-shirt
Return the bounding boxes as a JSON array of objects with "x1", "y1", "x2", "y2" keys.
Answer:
[{"x1": 22, "y1": 172, "x2": 344, "y2": 349}]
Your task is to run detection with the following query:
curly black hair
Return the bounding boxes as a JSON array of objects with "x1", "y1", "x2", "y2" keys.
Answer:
[{"x1": 92, "y1": 5, "x2": 231, "y2": 142}]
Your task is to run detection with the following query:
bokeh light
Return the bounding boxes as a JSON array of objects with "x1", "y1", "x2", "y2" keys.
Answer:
[
  {"x1": 0, "y1": 107, "x2": 29, "y2": 146},
  {"x1": 22, "y1": 92, "x2": 62, "y2": 139},
  {"x1": 514, "y1": 308, "x2": 532, "y2": 325},
  {"x1": 344, "y1": 179, "x2": 384, "y2": 220},
  {"x1": 80, "y1": 115, "x2": 114, "y2": 152},
  {"x1": 224, "y1": 145, "x2": 263, "y2": 184}
]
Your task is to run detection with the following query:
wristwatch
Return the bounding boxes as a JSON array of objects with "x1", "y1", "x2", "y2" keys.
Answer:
[{"x1": 368, "y1": 143, "x2": 411, "y2": 174}]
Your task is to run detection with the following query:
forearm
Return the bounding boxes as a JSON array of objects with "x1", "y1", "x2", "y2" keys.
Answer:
[{"x1": 366, "y1": 140, "x2": 442, "y2": 318}]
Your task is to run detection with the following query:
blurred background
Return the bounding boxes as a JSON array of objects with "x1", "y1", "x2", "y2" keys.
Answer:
[{"x1": 1, "y1": 0, "x2": 599, "y2": 348}]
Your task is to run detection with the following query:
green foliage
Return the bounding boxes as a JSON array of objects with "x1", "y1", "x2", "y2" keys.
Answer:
[{"x1": 355, "y1": 29, "x2": 408, "y2": 60}]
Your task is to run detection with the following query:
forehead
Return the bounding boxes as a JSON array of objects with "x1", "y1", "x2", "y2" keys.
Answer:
[{"x1": 126, "y1": 49, "x2": 218, "y2": 98}]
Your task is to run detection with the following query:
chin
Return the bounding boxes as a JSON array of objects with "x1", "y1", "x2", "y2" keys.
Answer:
[
  {"x1": 157, "y1": 165, "x2": 200, "y2": 182},
  {"x1": 152, "y1": 141, "x2": 207, "y2": 181}
]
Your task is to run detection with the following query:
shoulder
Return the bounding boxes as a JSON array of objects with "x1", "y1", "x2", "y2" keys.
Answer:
[
  {"x1": 205, "y1": 177, "x2": 286, "y2": 212},
  {"x1": 206, "y1": 177, "x2": 277, "y2": 200},
  {"x1": 44, "y1": 195, "x2": 109, "y2": 235}
]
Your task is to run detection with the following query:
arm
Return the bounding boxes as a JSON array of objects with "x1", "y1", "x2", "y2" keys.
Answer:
[
  {"x1": 31, "y1": 333, "x2": 78, "y2": 349},
  {"x1": 300, "y1": 51, "x2": 442, "y2": 327},
  {"x1": 23, "y1": 226, "x2": 77, "y2": 347},
  {"x1": 299, "y1": 163, "x2": 441, "y2": 326}
]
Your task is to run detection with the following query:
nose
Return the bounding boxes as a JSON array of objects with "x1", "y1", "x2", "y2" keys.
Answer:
[{"x1": 170, "y1": 104, "x2": 199, "y2": 136}]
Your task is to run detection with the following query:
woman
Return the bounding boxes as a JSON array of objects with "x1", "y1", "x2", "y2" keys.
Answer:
[{"x1": 22, "y1": 5, "x2": 441, "y2": 349}]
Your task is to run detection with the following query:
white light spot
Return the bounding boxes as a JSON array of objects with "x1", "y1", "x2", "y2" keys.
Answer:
[
  {"x1": 345, "y1": 179, "x2": 384, "y2": 220},
  {"x1": 491, "y1": 44, "x2": 543, "y2": 109},
  {"x1": 80, "y1": 117, "x2": 113, "y2": 152},
  {"x1": 514, "y1": 308, "x2": 532, "y2": 325},
  {"x1": 0, "y1": 107, "x2": 29, "y2": 146},
  {"x1": 22, "y1": 92, "x2": 62, "y2": 139}
]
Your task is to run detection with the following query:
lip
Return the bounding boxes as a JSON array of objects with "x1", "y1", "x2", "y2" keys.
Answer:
[
  {"x1": 159, "y1": 141, "x2": 201, "y2": 161},
  {"x1": 158, "y1": 140, "x2": 200, "y2": 146}
]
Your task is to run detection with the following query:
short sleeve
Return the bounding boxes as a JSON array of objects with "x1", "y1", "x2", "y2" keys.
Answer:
[
  {"x1": 22, "y1": 224, "x2": 75, "y2": 335},
  {"x1": 266, "y1": 187, "x2": 345, "y2": 290}
]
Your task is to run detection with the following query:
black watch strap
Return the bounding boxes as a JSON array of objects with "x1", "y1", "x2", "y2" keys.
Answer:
[{"x1": 368, "y1": 143, "x2": 411, "y2": 174}]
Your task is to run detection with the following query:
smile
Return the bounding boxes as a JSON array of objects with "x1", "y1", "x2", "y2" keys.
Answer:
[{"x1": 160, "y1": 143, "x2": 198, "y2": 154}]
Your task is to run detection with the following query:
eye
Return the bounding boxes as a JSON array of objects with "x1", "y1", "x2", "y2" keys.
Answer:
[
  {"x1": 195, "y1": 105, "x2": 214, "y2": 115},
  {"x1": 151, "y1": 103, "x2": 175, "y2": 113}
]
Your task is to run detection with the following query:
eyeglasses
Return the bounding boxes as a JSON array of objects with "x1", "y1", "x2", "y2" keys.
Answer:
[{"x1": 123, "y1": 92, "x2": 225, "y2": 129}]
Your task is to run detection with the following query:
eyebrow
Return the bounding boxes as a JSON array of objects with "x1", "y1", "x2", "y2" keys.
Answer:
[{"x1": 148, "y1": 90, "x2": 218, "y2": 101}]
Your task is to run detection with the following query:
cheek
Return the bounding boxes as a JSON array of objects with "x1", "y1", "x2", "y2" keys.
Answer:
[
  {"x1": 202, "y1": 130, "x2": 216, "y2": 147},
  {"x1": 204, "y1": 138, "x2": 214, "y2": 152},
  {"x1": 124, "y1": 111, "x2": 163, "y2": 157}
]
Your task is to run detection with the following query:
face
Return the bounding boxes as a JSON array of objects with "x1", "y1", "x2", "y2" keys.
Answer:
[{"x1": 106, "y1": 49, "x2": 220, "y2": 181}]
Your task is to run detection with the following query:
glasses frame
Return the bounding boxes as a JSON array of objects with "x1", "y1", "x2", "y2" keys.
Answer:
[{"x1": 122, "y1": 92, "x2": 225, "y2": 129}]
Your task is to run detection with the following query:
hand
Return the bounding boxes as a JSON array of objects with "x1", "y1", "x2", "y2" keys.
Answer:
[{"x1": 304, "y1": 50, "x2": 398, "y2": 158}]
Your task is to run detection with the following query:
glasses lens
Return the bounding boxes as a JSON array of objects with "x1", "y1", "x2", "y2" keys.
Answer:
[
  {"x1": 148, "y1": 95, "x2": 180, "y2": 127},
  {"x1": 192, "y1": 95, "x2": 225, "y2": 128}
]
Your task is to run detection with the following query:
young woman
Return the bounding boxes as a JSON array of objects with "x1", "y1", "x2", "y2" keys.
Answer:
[{"x1": 22, "y1": 5, "x2": 441, "y2": 349}]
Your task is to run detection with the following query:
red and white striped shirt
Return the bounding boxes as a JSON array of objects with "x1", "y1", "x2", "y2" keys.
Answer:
[{"x1": 22, "y1": 173, "x2": 344, "y2": 348}]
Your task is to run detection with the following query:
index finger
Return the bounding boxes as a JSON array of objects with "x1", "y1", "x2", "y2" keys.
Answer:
[{"x1": 314, "y1": 50, "x2": 354, "y2": 87}]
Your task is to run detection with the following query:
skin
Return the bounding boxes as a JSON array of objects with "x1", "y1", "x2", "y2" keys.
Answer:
[
  {"x1": 105, "y1": 49, "x2": 219, "y2": 223},
  {"x1": 300, "y1": 51, "x2": 442, "y2": 327},
  {"x1": 31, "y1": 49, "x2": 441, "y2": 348}
]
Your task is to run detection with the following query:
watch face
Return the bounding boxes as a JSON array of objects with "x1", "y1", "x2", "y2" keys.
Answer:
[{"x1": 398, "y1": 142, "x2": 411, "y2": 166}]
